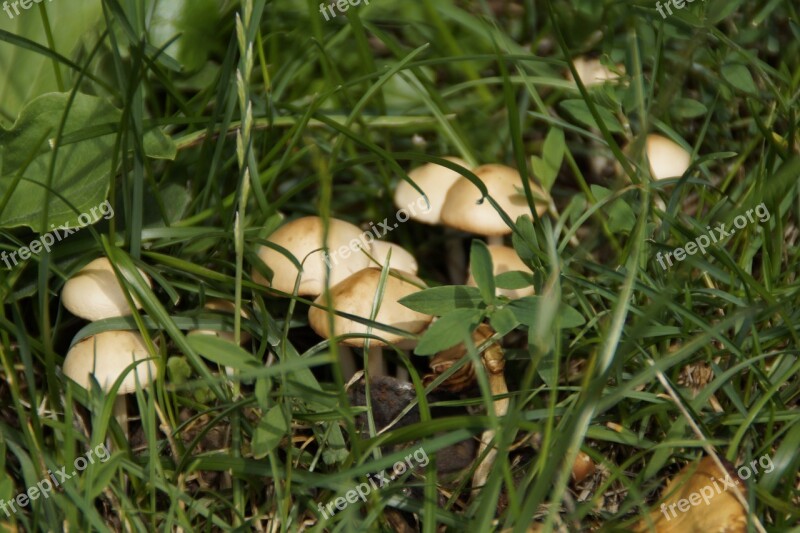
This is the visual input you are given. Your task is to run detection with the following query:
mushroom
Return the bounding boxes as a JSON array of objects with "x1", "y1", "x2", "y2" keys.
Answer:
[
  {"x1": 393, "y1": 157, "x2": 469, "y2": 226},
  {"x1": 252, "y1": 216, "x2": 373, "y2": 378},
  {"x1": 63, "y1": 330, "x2": 157, "y2": 439},
  {"x1": 251, "y1": 216, "x2": 372, "y2": 296},
  {"x1": 645, "y1": 134, "x2": 692, "y2": 181},
  {"x1": 441, "y1": 164, "x2": 550, "y2": 245},
  {"x1": 62, "y1": 257, "x2": 152, "y2": 321},
  {"x1": 423, "y1": 324, "x2": 508, "y2": 492},
  {"x1": 634, "y1": 456, "x2": 747, "y2": 532},
  {"x1": 393, "y1": 157, "x2": 470, "y2": 282},
  {"x1": 465, "y1": 244, "x2": 534, "y2": 299},
  {"x1": 367, "y1": 240, "x2": 418, "y2": 275},
  {"x1": 565, "y1": 56, "x2": 624, "y2": 88},
  {"x1": 308, "y1": 268, "x2": 433, "y2": 376},
  {"x1": 571, "y1": 451, "x2": 596, "y2": 484},
  {"x1": 365, "y1": 241, "x2": 419, "y2": 379}
]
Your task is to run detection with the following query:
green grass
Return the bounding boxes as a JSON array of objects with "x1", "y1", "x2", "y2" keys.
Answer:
[{"x1": 0, "y1": 0, "x2": 799, "y2": 531}]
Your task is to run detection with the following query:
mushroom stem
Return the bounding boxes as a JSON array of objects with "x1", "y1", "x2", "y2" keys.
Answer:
[
  {"x1": 112, "y1": 394, "x2": 129, "y2": 445},
  {"x1": 338, "y1": 346, "x2": 358, "y2": 379},
  {"x1": 472, "y1": 370, "x2": 509, "y2": 491},
  {"x1": 366, "y1": 346, "x2": 386, "y2": 377}
]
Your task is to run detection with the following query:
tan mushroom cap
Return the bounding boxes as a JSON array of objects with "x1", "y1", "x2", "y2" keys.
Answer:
[
  {"x1": 646, "y1": 134, "x2": 691, "y2": 180},
  {"x1": 441, "y1": 164, "x2": 549, "y2": 236},
  {"x1": 368, "y1": 241, "x2": 419, "y2": 275},
  {"x1": 63, "y1": 330, "x2": 157, "y2": 394},
  {"x1": 634, "y1": 456, "x2": 747, "y2": 532},
  {"x1": 466, "y1": 245, "x2": 534, "y2": 298},
  {"x1": 62, "y1": 257, "x2": 152, "y2": 321},
  {"x1": 393, "y1": 157, "x2": 469, "y2": 225},
  {"x1": 188, "y1": 299, "x2": 251, "y2": 345},
  {"x1": 252, "y1": 216, "x2": 372, "y2": 296},
  {"x1": 308, "y1": 268, "x2": 433, "y2": 347},
  {"x1": 566, "y1": 56, "x2": 624, "y2": 87}
]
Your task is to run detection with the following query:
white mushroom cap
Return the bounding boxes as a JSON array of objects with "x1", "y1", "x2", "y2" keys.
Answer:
[
  {"x1": 393, "y1": 157, "x2": 469, "y2": 225},
  {"x1": 252, "y1": 216, "x2": 372, "y2": 296},
  {"x1": 188, "y1": 299, "x2": 251, "y2": 345},
  {"x1": 63, "y1": 331, "x2": 156, "y2": 394},
  {"x1": 645, "y1": 134, "x2": 692, "y2": 180},
  {"x1": 441, "y1": 164, "x2": 550, "y2": 236},
  {"x1": 367, "y1": 241, "x2": 419, "y2": 275},
  {"x1": 466, "y1": 245, "x2": 534, "y2": 299},
  {"x1": 566, "y1": 56, "x2": 623, "y2": 87},
  {"x1": 62, "y1": 257, "x2": 152, "y2": 321},
  {"x1": 308, "y1": 268, "x2": 433, "y2": 347}
]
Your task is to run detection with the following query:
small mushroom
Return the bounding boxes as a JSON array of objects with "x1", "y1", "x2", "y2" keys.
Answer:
[
  {"x1": 308, "y1": 268, "x2": 433, "y2": 376},
  {"x1": 571, "y1": 451, "x2": 596, "y2": 484},
  {"x1": 251, "y1": 216, "x2": 371, "y2": 296},
  {"x1": 423, "y1": 324, "x2": 508, "y2": 491},
  {"x1": 566, "y1": 56, "x2": 624, "y2": 87},
  {"x1": 634, "y1": 456, "x2": 747, "y2": 533},
  {"x1": 441, "y1": 164, "x2": 550, "y2": 245},
  {"x1": 645, "y1": 134, "x2": 691, "y2": 181},
  {"x1": 393, "y1": 157, "x2": 469, "y2": 226},
  {"x1": 368, "y1": 241, "x2": 418, "y2": 275},
  {"x1": 62, "y1": 257, "x2": 152, "y2": 321},
  {"x1": 63, "y1": 330, "x2": 157, "y2": 439},
  {"x1": 465, "y1": 244, "x2": 534, "y2": 299}
]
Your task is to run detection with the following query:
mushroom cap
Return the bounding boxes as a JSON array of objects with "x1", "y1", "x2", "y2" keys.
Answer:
[
  {"x1": 646, "y1": 134, "x2": 691, "y2": 180},
  {"x1": 466, "y1": 245, "x2": 534, "y2": 298},
  {"x1": 308, "y1": 268, "x2": 433, "y2": 347},
  {"x1": 252, "y1": 216, "x2": 372, "y2": 296},
  {"x1": 635, "y1": 456, "x2": 747, "y2": 532},
  {"x1": 566, "y1": 56, "x2": 623, "y2": 87},
  {"x1": 62, "y1": 257, "x2": 152, "y2": 321},
  {"x1": 188, "y1": 299, "x2": 251, "y2": 345},
  {"x1": 441, "y1": 164, "x2": 549, "y2": 236},
  {"x1": 368, "y1": 241, "x2": 419, "y2": 275},
  {"x1": 393, "y1": 157, "x2": 469, "y2": 225},
  {"x1": 63, "y1": 330, "x2": 156, "y2": 394}
]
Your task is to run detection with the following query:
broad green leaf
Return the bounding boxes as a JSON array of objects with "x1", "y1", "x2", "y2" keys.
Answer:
[
  {"x1": 252, "y1": 405, "x2": 289, "y2": 459},
  {"x1": 511, "y1": 215, "x2": 538, "y2": 263},
  {"x1": 508, "y1": 297, "x2": 585, "y2": 329},
  {"x1": 149, "y1": 0, "x2": 223, "y2": 71},
  {"x1": 671, "y1": 98, "x2": 708, "y2": 119},
  {"x1": 186, "y1": 334, "x2": 260, "y2": 371},
  {"x1": 721, "y1": 64, "x2": 758, "y2": 95},
  {"x1": 399, "y1": 285, "x2": 484, "y2": 315},
  {"x1": 414, "y1": 309, "x2": 483, "y2": 355},
  {"x1": 559, "y1": 99, "x2": 624, "y2": 134},
  {"x1": 0, "y1": 93, "x2": 175, "y2": 232},
  {"x1": 0, "y1": 2, "x2": 103, "y2": 120},
  {"x1": 495, "y1": 271, "x2": 534, "y2": 290},
  {"x1": 489, "y1": 307, "x2": 520, "y2": 336},
  {"x1": 470, "y1": 240, "x2": 495, "y2": 304},
  {"x1": 590, "y1": 185, "x2": 636, "y2": 234},
  {"x1": 532, "y1": 128, "x2": 565, "y2": 192}
]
